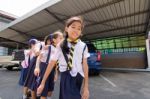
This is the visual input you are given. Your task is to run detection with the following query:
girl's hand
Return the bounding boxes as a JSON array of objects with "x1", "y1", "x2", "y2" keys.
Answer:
[
  {"x1": 28, "y1": 50, "x2": 32, "y2": 55},
  {"x1": 34, "y1": 68, "x2": 40, "y2": 76},
  {"x1": 54, "y1": 74, "x2": 58, "y2": 82},
  {"x1": 82, "y1": 88, "x2": 89, "y2": 99},
  {"x1": 37, "y1": 84, "x2": 45, "y2": 95}
]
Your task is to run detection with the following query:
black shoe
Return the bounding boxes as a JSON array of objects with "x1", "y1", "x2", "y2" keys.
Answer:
[{"x1": 36, "y1": 96, "x2": 40, "y2": 99}]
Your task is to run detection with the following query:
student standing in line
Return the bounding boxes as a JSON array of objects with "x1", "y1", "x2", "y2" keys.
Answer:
[
  {"x1": 34, "y1": 31, "x2": 63, "y2": 99},
  {"x1": 19, "y1": 46, "x2": 31, "y2": 99},
  {"x1": 24, "y1": 39, "x2": 43, "y2": 99},
  {"x1": 37, "y1": 16, "x2": 90, "y2": 99}
]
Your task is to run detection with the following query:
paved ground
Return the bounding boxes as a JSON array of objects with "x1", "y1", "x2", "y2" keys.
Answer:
[{"x1": 0, "y1": 68, "x2": 150, "y2": 99}]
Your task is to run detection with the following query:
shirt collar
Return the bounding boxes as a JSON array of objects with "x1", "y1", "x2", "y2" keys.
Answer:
[{"x1": 67, "y1": 39, "x2": 81, "y2": 48}]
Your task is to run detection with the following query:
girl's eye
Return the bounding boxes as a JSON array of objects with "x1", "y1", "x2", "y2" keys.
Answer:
[
  {"x1": 71, "y1": 26, "x2": 75, "y2": 29},
  {"x1": 77, "y1": 28, "x2": 81, "y2": 31}
]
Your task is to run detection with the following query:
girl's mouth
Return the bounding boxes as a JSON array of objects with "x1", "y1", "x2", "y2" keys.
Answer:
[{"x1": 72, "y1": 32, "x2": 78, "y2": 37}]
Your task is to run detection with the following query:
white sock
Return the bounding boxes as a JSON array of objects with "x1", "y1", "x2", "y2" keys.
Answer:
[
  {"x1": 47, "y1": 96, "x2": 51, "y2": 99},
  {"x1": 22, "y1": 94, "x2": 27, "y2": 99}
]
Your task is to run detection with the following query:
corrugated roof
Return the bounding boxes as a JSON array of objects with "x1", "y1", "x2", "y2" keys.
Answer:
[
  {"x1": 0, "y1": 10, "x2": 18, "y2": 20},
  {"x1": 0, "y1": 0, "x2": 150, "y2": 47}
]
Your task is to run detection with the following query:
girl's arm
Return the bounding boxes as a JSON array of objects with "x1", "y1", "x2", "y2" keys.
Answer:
[
  {"x1": 37, "y1": 60, "x2": 57, "y2": 95},
  {"x1": 41, "y1": 60, "x2": 57, "y2": 84},
  {"x1": 54, "y1": 64, "x2": 59, "y2": 82},
  {"x1": 82, "y1": 58, "x2": 89, "y2": 99},
  {"x1": 37, "y1": 45, "x2": 60, "y2": 95},
  {"x1": 33, "y1": 50, "x2": 41, "y2": 56},
  {"x1": 34, "y1": 53, "x2": 42, "y2": 76}
]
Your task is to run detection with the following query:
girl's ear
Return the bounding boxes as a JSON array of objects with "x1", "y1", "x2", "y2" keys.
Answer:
[
  {"x1": 53, "y1": 38, "x2": 56, "y2": 44},
  {"x1": 65, "y1": 27, "x2": 68, "y2": 33}
]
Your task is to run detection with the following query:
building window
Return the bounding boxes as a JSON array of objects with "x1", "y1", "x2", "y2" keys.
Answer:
[
  {"x1": 89, "y1": 34, "x2": 146, "y2": 54},
  {"x1": 0, "y1": 47, "x2": 8, "y2": 56}
]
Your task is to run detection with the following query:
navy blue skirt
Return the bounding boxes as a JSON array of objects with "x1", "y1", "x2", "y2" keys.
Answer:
[
  {"x1": 59, "y1": 71, "x2": 83, "y2": 99},
  {"x1": 24, "y1": 57, "x2": 37, "y2": 91},
  {"x1": 36, "y1": 62, "x2": 55, "y2": 97},
  {"x1": 19, "y1": 67, "x2": 29, "y2": 86}
]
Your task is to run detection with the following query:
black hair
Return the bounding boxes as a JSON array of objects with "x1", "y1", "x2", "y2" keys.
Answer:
[
  {"x1": 53, "y1": 30, "x2": 62, "y2": 39},
  {"x1": 45, "y1": 30, "x2": 63, "y2": 46},
  {"x1": 61, "y1": 34, "x2": 69, "y2": 54},
  {"x1": 28, "y1": 39, "x2": 37, "y2": 48},
  {"x1": 44, "y1": 34, "x2": 53, "y2": 45}
]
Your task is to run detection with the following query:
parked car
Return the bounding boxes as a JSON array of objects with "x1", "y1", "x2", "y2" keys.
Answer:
[
  {"x1": 11, "y1": 50, "x2": 25, "y2": 69},
  {"x1": 0, "y1": 55, "x2": 20, "y2": 70},
  {"x1": 0, "y1": 64, "x2": 2, "y2": 68},
  {"x1": 86, "y1": 43, "x2": 102, "y2": 75},
  {"x1": 12, "y1": 50, "x2": 25, "y2": 61}
]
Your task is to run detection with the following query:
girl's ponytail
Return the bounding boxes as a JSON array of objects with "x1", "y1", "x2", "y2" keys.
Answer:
[{"x1": 61, "y1": 32, "x2": 69, "y2": 54}]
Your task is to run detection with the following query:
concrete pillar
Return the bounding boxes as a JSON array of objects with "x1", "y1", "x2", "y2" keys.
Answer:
[{"x1": 146, "y1": 31, "x2": 150, "y2": 69}]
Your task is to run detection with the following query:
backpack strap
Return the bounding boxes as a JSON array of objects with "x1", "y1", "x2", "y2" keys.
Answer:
[
  {"x1": 28, "y1": 55, "x2": 30, "y2": 66},
  {"x1": 82, "y1": 44, "x2": 87, "y2": 64},
  {"x1": 40, "y1": 43, "x2": 42, "y2": 50},
  {"x1": 46, "y1": 46, "x2": 51, "y2": 64}
]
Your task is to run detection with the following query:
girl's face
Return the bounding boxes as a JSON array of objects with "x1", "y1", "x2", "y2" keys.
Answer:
[
  {"x1": 46, "y1": 40, "x2": 51, "y2": 45},
  {"x1": 53, "y1": 34, "x2": 63, "y2": 45},
  {"x1": 31, "y1": 44, "x2": 35, "y2": 49},
  {"x1": 65, "y1": 21, "x2": 82, "y2": 41}
]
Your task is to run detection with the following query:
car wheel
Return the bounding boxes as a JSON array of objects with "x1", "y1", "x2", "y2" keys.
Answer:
[
  {"x1": 6, "y1": 67, "x2": 13, "y2": 70},
  {"x1": 94, "y1": 71, "x2": 100, "y2": 75}
]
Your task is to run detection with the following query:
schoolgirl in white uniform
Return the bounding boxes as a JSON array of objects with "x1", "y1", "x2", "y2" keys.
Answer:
[
  {"x1": 34, "y1": 31, "x2": 63, "y2": 99},
  {"x1": 24, "y1": 39, "x2": 44, "y2": 99},
  {"x1": 37, "y1": 16, "x2": 90, "y2": 99},
  {"x1": 19, "y1": 49, "x2": 30, "y2": 99}
]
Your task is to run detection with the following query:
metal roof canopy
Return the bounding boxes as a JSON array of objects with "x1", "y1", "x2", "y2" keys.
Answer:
[{"x1": 0, "y1": 0, "x2": 150, "y2": 46}]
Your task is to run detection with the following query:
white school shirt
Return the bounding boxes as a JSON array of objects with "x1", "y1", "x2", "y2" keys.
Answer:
[
  {"x1": 40, "y1": 45, "x2": 56, "y2": 63},
  {"x1": 34, "y1": 41, "x2": 45, "y2": 52},
  {"x1": 24, "y1": 49, "x2": 30, "y2": 61},
  {"x1": 30, "y1": 41, "x2": 44, "y2": 58},
  {"x1": 30, "y1": 48, "x2": 36, "y2": 59},
  {"x1": 21, "y1": 49, "x2": 30, "y2": 68},
  {"x1": 51, "y1": 40, "x2": 90, "y2": 77}
]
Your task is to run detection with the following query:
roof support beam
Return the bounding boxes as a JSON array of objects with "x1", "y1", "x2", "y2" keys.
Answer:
[
  {"x1": 0, "y1": 43, "x2": 16, "y2": 48},
  {"x1": 46, "y1": 0, "x2": 124, "y2": 19},
  {"x1": 0, "y1": 42, "x2": 25, "y2": 49},
  {"x1": 84, "y1": 23, "x2": 146, "y2": 37},
  {"x1": 145, "y1": 1, "x2": 150, "y2": 36},
  {"x1": 45, "y1": 9, "x2": 64, "y2": 24},
  {"x1": 25, "y1": 0, "x2": 124, "y2": 33},
  {"x1": 0, "y1": 13, "x2": 16, "y2": 21},
  {"x1": 0, "y1": 37, "x2": 27, "y2": 45},
  {"x1": 84, "y1": 31, "x2": 145, "y2": 41},
  {"x1": 75, "y1": 0, "x2": 124, "y2": 16},
  {"x1": 46, "y1": 11, "x2": 97, "y2": 23},
  {"x1": 27, "y1": 9, "x2": 149, "y2": 34},
  {"x1": 26, "y1": 9, "x2": 65, "y2": 33},
  {"x1": 146, "y1": 18, "x2": 150, "y2": 32},
  {"x1": 87, "y1": 10, "x2": 150, "y2": 27},
  {"x1": 9, "y1": 27, "x2": 38, "y2": 39}
]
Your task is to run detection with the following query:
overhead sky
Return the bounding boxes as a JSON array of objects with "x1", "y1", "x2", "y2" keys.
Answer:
[{"x1": 0, "y1": 0, "x2": 50, "y2": 17}]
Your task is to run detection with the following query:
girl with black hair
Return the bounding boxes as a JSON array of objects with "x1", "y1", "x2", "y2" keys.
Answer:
[
  {"x1": 24, "y1": 39, "x2": 44, "y2": 99},
  {"x1": 37, "y1": 16, "x2": 90, "y2": 99},
  {"x1": 19, "y1": 39, "x2": 37, "y2": 99},
  {"x1": 34, "y1": 31, "x2": 63, "y2": 99}
]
